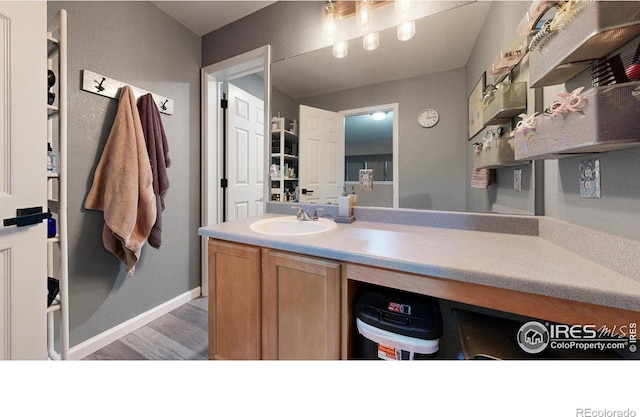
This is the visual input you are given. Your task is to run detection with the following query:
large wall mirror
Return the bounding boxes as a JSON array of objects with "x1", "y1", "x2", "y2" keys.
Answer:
[{"x1": 270, "y1": 1, "x2": 539, "y2": 215}]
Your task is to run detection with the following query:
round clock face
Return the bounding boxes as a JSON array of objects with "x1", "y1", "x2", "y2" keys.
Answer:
[{"x1": 418, "y1": 108, "x2": 439, "y2": 128}]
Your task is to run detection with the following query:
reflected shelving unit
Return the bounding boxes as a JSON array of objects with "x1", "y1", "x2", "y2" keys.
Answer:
[{"x1": 270, "y1": 117, "x2": 299, "y2": 202}]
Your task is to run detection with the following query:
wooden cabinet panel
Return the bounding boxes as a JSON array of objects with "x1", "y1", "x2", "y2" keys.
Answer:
[
  {"x1": 263, "y1": 250, "x2": 341, "y2": 360},
  {"x1": 208, "y1": 241, "x2": 261, "y2": 360}
]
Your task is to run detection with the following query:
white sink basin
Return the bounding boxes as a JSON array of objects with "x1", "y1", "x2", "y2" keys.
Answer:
[{"x1": 250, "y1": 216, "x2": 337, "y2": 236}]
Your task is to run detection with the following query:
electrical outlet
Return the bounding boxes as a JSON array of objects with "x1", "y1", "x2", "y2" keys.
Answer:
[
  {"x1": 514, "y1": 169, "x2": 522, "y2": 192},
  {"x1": 579, "y1": 159, "x2": 600, "y2": 198}
]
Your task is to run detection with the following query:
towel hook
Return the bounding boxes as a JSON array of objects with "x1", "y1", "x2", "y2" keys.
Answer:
[
  {"x1": 96, "y1": 77, "x2": 106, "y2": 92},
  {"x1": 160, "y1": 99, "x2": 168, "y2": 111}
]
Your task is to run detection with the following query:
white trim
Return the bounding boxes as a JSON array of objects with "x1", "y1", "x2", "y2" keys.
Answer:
[
  {"x1": 200, "y1": 45, "x2": 271, "y2": 295},
  {"x1": 69, "y1": 287, "x2": 201, "y2": 360},
  {"x1": 339, "y1": 103, "x2": 399, "y2": 208}
]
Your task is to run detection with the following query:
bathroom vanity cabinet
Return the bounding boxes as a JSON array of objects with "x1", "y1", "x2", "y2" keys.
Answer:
[
  {"x1": 206, "y1": 232, "x2": 640, "y2": 360},
  {"x1": 208, "y1": 240, "x2": 261, "y2": 360},
  {"x1": 207, "y1": 240, "x2": 341, "y2": 360}
]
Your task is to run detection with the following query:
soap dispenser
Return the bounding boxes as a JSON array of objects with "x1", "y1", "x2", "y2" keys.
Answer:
[{"x1": 336, "y1": 185, "x2": 355, "y2": 223}]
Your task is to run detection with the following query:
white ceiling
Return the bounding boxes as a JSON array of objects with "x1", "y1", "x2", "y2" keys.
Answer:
[{"x1": 151, "y1": 1, "x2": 276, "y2": 36}]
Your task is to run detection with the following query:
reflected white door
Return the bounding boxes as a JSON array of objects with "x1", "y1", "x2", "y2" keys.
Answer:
[
  {"x1": 298, "y1": 105, "x2": 343, "y2": 204},
  {"x1": 0, "y1": 2, "x2": 47, "y2": 359},
  {"x1": 226, "y1": 83, "x2": 264, "y2": 221}
]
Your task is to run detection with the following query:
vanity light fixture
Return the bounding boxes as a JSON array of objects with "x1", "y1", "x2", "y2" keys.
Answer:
[
  {"x1": 324, "y1": 1, "x2": 415, "y2": 57},
  {"x1": 363, "y1": 32, "x2": 379, "y2": 51},
  {"x1": 333, "y1": 41, "x2": 349, "y2": 58}
]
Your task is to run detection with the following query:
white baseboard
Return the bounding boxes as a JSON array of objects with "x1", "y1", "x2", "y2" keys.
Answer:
[{"x1": 69, "y1": 287, "x2": 202, "y2": 360}]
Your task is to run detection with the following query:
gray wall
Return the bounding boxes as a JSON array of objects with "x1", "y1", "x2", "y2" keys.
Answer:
[
  {"x1": 464, "y1": 1, "x2": 536, "y2": 215},
  {"x1": 544, "y1": 39, "x2": 640, "y2": 242},
  {"x1": 295, "y1": 69, "x2": 467, "y2": 211},
  {"x1": 48, "y1": 2, "x2": 201, "y2": 347}
]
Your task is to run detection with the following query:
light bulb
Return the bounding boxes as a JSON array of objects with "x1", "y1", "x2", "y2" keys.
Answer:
[
  {"x1": 333, "y1": 41, "x2": 348, "y2": 58},
  {"x1": 322, "y1": 1, "x2": 339, "y2": 41},
  {"x1": 397, "y1": 21, "x2": 415, "y2": 41},
  {"x1": 395, "y1": 0, "x2": 413, "y2": 18},
  {"x1": 363, "y1": 32, "x2": 379, "y2": 51},
  {"x1": 356, "y1": 0, "x2": 372, "y2": 32},
  {"x1": 371, "y1": 111, "x2": 386, "y2": 121}
]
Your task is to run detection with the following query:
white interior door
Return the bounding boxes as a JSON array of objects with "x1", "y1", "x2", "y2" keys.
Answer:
[
  {"x1": 226, "y1": 83, "x2": 265, "y2": 221},
  {"x1": 0, "y1": 2, "x2": 47, "y2": 359},
  {"x1": 299, "y1": 105, "x2": 343, "y2": 204}
]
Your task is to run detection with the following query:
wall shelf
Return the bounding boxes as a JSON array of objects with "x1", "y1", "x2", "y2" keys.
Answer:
[
  {"x1": 475, "y1": 138, "x2": 530, "y2": 170},
  {"x1": 514, "y1": 81, "x2": 640, "y2": 160},
  {"x1": 482, "y1": 82, "x2": 528, "y2": 126},
  {"x1": 529, "y1": 1, "x2": 640, "y2": 88}
]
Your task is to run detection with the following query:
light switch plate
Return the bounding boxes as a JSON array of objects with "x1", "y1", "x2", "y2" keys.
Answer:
[
  {"x1": 579, "y1": 159, "x2": 600, "y2": 198},
  {"x1": 514, "y1": 169, "x2": 522, "y2": 192}
]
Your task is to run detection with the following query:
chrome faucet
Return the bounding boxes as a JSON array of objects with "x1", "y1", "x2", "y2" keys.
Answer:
[{"x1": 292, "y1": 206, "x2": 323, "y2": 221}]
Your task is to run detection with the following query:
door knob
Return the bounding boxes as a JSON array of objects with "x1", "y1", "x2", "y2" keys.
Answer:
[{"x1": 3, "y1": 206, "x2": 51, "y2": 227}]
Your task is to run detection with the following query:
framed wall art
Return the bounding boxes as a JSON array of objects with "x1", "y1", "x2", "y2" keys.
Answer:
[{"x1": 468, "y1": 71, "x2": 486, "y2": 140}]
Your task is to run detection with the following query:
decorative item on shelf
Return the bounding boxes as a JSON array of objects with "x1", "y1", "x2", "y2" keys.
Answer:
[
  {"x1": 528, "y1": 20, "x2": 556, "y2": 52},
  {"x1": 47, "y1": 209, "x2": 56, "y2": 239},
  {"x1": 515, "y1": 112, "x2": 538, "y2": 132},
  {"x1": 481, "y1": 84, "x2": 497, "y2": 106},
  {"x1": 489, "y1": 36, "x2": 528, "y2": 77},
  {"x1": 269, "y1": 164, "x2": 280, "y2": 178},
  {"x1": 623, "y1": 42, "x2": 640, "y2": 81},
  {"x1": 549, "y1": 0, "x2": 582, "y2": 32},
  {"x1": 48, "y1": 69, "x2": 56, "y2": 105},
  {"x1": 590, "y1": 54, "x2": 628, "y2": 87},
  {"x1": 542, "y1": 87, "x2": 587, "y2": 118},
  {"x1": 515, "y1": 0, "x2": 557, "y2": 37},
  {"x1": 47, "y1": 143, "x2": 57, "y2": 172}
]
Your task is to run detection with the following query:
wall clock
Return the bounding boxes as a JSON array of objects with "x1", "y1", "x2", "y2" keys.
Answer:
[{"x1": 418, "y1": 108, "x2": 439, "y2": 128}]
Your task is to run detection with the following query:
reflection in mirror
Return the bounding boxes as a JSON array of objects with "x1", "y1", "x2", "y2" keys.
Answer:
[
  {"x1": 343, "y1": 104, "x2": 397, "y2": 208},
  {"x1": 270, "y1": 1, "x2": 537, "y2": 215}
]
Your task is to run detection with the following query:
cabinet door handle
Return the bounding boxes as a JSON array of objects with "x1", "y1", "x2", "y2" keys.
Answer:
[
  {"x1": 3, "y1": 206, "x2": 51, "y2": 227},
  {"x1": 301, "y1": 189, "x2": 314, "y2": 195}
]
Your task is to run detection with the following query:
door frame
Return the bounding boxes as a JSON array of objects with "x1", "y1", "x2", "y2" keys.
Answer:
[
  {"x1": 339, "y1": 103, "x2": 399, "y2": 208},
  {"x1": 200, "y1": 45, "x2": 271, "y2": 295}
]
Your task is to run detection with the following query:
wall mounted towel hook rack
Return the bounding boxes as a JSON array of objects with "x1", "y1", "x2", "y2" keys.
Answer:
[{"x1": 81, "y1": 69, "x2": 174, "y2": 115}]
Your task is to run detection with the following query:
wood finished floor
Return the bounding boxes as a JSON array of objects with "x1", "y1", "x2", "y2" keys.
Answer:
[{"x1": 83, "y1": 297, "x2": 208, "y2": 360}]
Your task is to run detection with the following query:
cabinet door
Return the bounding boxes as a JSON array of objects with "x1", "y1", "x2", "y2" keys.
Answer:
[
  {"x1": 263, "y1": 250, "x2": 341, "y2": 360},
  {"x1": 208, "y1": 240, "x2": 261, "y2": 360}
]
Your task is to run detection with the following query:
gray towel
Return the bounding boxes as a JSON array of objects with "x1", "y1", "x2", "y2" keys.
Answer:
[{"x1": 137, "y1": 93, "x2": 170, "y2": 249}]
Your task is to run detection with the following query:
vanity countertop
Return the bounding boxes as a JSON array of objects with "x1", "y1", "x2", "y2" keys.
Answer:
[{"x1": 198, "y1": 213, "x2": 640, "y2": 313}]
